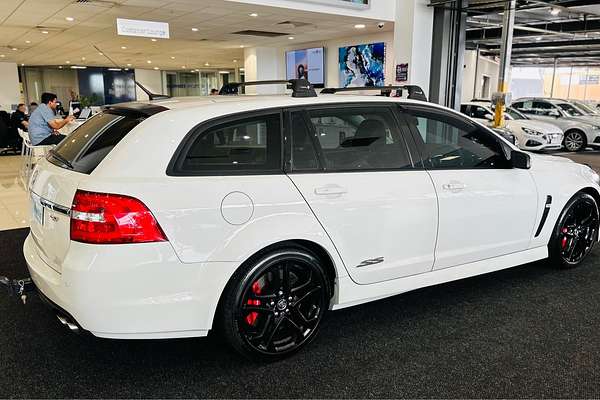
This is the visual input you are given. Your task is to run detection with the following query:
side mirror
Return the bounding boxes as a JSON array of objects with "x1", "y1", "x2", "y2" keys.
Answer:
[{"x1": 511, "y1": 150, "x2": 531, "y2": 169}]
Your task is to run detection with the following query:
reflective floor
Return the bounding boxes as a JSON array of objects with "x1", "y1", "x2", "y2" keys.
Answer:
[{"x1": 0, "y1": 155, "x2": 28, "y2": 231}]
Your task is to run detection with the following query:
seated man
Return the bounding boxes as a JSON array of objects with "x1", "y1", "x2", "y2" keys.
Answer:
[
  {"x1": 29, "y1": 93, "x2": 74, "y2": 146},
  {"x1": 11, "y1": 103, "x2": 29, "y2": 132}
]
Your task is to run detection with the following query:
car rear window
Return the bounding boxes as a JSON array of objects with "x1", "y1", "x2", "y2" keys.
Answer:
[{"x1": 48, "y1": 112, "x2": 145, "y2": 174}]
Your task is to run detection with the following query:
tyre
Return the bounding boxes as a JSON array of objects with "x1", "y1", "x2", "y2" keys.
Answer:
[
  {"x1": 563, "y1": 130, "x2": 586, "y2": 152},
  {"x1": 549, "y1": 193, "x2": 599, "y2": 268},
  {"x1": 219, "y1": 247, "x2": 330, "y2": 360}
]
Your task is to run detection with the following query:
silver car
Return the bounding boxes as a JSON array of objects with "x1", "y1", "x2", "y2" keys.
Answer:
[{"x1": 512, "y1": 98, "x2": 600, "y2": 152}]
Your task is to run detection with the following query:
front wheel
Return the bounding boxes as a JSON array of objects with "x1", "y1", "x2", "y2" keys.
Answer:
[
  {"x1": 549, "y1": 193, "x2": 599, "y2": 268},
  {"x1": 563, "y1": 130, "x2": 586, "y2": 152},
  {"x1": 219, "y1": 247, "x2": 330, "y2": 360}
]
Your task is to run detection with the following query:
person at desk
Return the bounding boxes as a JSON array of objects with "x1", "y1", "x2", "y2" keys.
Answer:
[
  {"x1": 29, "y1": 92, "x2": 74, "y2": 146},
  {"x1": 11, "y1": 103, "x2": 29, "y2": 132}
]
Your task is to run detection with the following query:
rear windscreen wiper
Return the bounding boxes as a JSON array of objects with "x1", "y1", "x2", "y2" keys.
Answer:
[{"x1": 48, "y1": 149, "x2": 74, "y2": 169}]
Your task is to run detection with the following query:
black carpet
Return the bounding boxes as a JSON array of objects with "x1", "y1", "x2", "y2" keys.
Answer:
[{"x1": 2, "y1": 227, "x2": 600, "y2": 398}]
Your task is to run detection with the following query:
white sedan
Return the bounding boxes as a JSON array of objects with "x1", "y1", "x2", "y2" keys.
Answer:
[
  {"x1": 24, "y1": 81, "x2": 600, "y2": 360},
  {"x1": 461, "y1": 101, "x2": 563, "y2": 151}
]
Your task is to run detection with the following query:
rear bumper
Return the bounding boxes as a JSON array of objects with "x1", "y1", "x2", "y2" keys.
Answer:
[{"x1": 23, "y1": 234, "x2": 238, "y2": 339}]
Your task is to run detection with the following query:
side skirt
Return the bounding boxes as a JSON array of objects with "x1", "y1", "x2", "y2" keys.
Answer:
[{"x1": 332, "y1": 246, "x2": 548, "y2": 310}]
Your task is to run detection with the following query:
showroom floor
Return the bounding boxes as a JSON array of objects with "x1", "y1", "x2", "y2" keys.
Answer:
[{"x1": 1, "y1": 152, "x2": 600, "y2": 398}]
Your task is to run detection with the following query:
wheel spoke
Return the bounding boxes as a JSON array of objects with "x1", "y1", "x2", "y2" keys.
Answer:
[
  {"x1": 281, "y1": 262, "x2": 291, "y2": 293},
  {"x1": 264, "y1": 316, "x2": 286, "y2": 349},
  {"x1": 291, "y1": 269, "x2": 313, "y2": 294},
  {"x1": 293, "y1": 285, "x2": 322, "y2": 307}
]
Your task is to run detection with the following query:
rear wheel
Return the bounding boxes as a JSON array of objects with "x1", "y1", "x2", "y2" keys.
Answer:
[
  {"x1": 219, "y1": 247, "x2": 330, "y2": 360},
  {"x1": 563, "y1": 130, "x2": 586, "y2": 152},
  {"x1": 549, "y1": 193, "x2": 599, "y2": 268}
]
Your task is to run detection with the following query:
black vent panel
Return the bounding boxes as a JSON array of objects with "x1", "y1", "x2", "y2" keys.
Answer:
[{"x1": 232, "y1": 30, "x2": 289, "y2": 37}]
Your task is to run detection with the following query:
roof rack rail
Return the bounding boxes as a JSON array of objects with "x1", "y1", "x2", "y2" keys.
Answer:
[
  {"x1": 135, "y1": 81, "x2": 171, "y2": 101},
  {"x1": 320, "y1": 85, "x2": 428, "y2": 102},
  {"x1": 219, "y1": 79, "x2": 317, "y2": 98}
]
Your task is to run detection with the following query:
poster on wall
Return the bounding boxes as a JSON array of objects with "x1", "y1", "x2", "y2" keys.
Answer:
[
  {"x1": 285, "y1": 47, "x2": 325, "y2": 86},
  {"x1": 339, "y1": 42, "x2": 386, "y2": 87},
  {"x1": 396, "y1": 63, "x2": 409, "y2": 82}
]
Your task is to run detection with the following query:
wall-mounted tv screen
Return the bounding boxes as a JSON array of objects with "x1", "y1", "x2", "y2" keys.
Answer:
[{"x1": 286, "y1": 47, "x2": 325, "y2": 87}]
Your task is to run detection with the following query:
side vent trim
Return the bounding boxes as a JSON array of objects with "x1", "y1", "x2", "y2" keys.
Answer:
[{"x1": 535, "y1": 195, "x2": 553, "y2": 237}]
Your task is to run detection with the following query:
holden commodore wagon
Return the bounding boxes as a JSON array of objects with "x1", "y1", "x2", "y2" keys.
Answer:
[{"x1": 23, "y1": 80, "x2": 600, "y2": 360}]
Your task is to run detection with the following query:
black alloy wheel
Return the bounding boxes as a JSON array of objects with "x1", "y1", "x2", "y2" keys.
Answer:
[
  {"x1": 550, "y1": 193, "x2": 599, "y2": 268},
  {"x1": 563, "y1": 130, "x2": 586, "y2": 152},
  {"x1": 219, "y1": 247, "x2": 330, "y2": 360}
]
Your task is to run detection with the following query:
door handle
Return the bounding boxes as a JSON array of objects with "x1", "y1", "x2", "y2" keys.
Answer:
[
  {"x1": 442, "y1": 182, "x2": 467, "y2": 192},
  {"x1": 314, "y1": 184, "x2": 348, "y2": 196}
]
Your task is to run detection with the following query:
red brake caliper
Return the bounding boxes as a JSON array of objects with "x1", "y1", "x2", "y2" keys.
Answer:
[
  {"x1": 561, "y1": 227, "x2": 568, "y2": 250},
  {"x1": 245, "y1": 280, "x2": 262, "y2": 326}
]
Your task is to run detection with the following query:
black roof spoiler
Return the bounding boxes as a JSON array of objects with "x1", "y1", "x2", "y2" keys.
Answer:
[
  {"x1": 135, "y1": 81, "x2": 171, "y2": 101},
  {"x1": 321, "y1": 85, "x2": 428, "y2": 102},
  {"x1": 219, "y1": 79, "x2": 317, "y2": 98}
]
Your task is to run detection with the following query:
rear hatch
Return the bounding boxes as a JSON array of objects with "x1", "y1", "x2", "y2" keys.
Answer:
[{"x1": 29, "y1": 109, "x2": 157, "y2": 273}]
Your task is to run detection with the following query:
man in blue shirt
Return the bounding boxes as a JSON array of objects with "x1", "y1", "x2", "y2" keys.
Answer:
[{"x1": 29, "y1": 92, "x2": 74, "y2": 146}]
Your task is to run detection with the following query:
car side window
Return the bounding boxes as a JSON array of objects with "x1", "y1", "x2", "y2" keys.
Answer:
[
  {"x1": 532, "y1": 101, "x2": 559, "y2": 117},
  {"x1": 303, "y1": 106, "x2": 412, "y2": 171},
  {"x1": 404, "y1": 106, "x2": 510, "y2": 170},
  {"x1": 290, "y1": 112, "x2": 319, "y2": 171},
  {"x1": 173, "y1": 113, "x2": 282, "y2": 174},
  {"x1": 472, "y1": 106, "x2": 492, "y2": 120}
]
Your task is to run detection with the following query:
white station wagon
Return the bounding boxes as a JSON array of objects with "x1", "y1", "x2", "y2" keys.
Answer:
[{"x1": 23, "y1": 80, "x2": 600, "y2": 360}]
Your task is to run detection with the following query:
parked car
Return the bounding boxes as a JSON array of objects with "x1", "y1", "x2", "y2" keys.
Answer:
[
  {"x1": 24, "y1": 82, "x2": 600, "y2": 360},
  {"x1": 512, "y1": 97, "x2": 600, "y2": 152},
  {"x1": 461, "y1": 101, "x2": 563, "y2": 151},
  {"x1": 569, "y1": 99, "x2": 600, "y2": 116}
]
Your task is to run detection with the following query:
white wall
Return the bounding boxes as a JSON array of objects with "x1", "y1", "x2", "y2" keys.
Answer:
[
  {"x1": 281, "y1": 31, "x2": 395, "y2": 88},
  {"x1": 134, "y1": 68, "x2": 163, "y2": 101},
  {"x1": 462, "y1": 50, "x2": 500, "y2": 103},
  {"x1": 228, "y1": 0, "x2": 395, "y2": 21},
  {"x1": 0, "y1": 62, "x2": 21, "y2": 112},
  {"x1": 244, "y1": 47, "x2": 284, "y2": 94}
]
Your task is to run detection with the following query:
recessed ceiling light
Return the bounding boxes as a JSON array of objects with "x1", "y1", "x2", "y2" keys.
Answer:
[
  {"x1": 21, "y1": 63, "x2": 24, "y2": 66},
  {"x1": 354, "y1": 24, "x2": 366, "y2": 29},
  {"x1": 240, "y1": 45, "x2": 245, "y2": 48},
  {"x1": 11, "y1": 48, "x2": 17, "y2": 51},
  {"x1": 550, "y1": 7, "x2": 561, "y2": 15},
  {"x1": 66, "y1": 60, "x2": 70, "y2": 64},
  {"x1": 98, "y1": 52, "x2": 103, "y2": 56},
  {"x1": 153, "y1": 67, "x2": 159, "y2": 70},
  {"x1": 147, "y1": 60, "x2": 152, "y2": 64},
  {"x1": 233, "y1": 59, "x2": 238, "y2": 63},
  {"x1": 170, "y1": 56, "x2": 175, "y2": 59},
  {"x1": 25, "y1": 40, "x2": 31, "y2": 44},
  {"x1": 191, "y1": 27, "x2": 198, "y2": 32},
  {"x1": 81, "y1": 57, "x2": 86, "y2": 61},
  {"x1": 127, "y1": 63, "x2": 132, "y2": 66},
  {"x1": 65, "y1": 17, "x2": 74, "y2": 22},
  {"x1": 288, "y1": 36, "x2": 295, "y2": 40},
  {"x1": 121, "y1": 46, "x2": 127, "y2": 50},
  {"x1": 249, "y1": 13, "x2": 258, "y2": 17},
  {"x1": 205, "y1": 62, "x2": 210, "y2": 66},
  {"x1": 182, "y1": 65, "x2": 186, "y2": 68},
  {"x1": 41, "y1": 30, "x2": 48, "y2": 34},
  {"x1": 151, "y1": 38, "x2": 157, "y2": 42},
  {"x1": 0, "y1": 54, "x2": 5, "y2": 57}
]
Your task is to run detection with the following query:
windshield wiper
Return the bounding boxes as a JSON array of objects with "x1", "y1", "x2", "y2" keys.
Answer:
[{"x1": 48, "y1": 149, "x2": 73, "y2": 169}]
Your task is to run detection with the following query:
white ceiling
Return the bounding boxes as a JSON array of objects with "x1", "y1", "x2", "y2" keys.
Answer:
[{"x1": 0, "y1": 0, "x2": 392, "y2": 71}]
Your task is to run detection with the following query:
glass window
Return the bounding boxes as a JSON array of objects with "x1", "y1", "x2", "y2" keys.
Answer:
[
  {"x1": 506, "y1": 107, "x2": 528, "y2": 120},
  {"x1": 305, "y1": 107, "x2": 411, "y2": 171},
  {"x1": 532, "y1": 101, "x2": 560, "y2": 116},
  {"x1": 290, "y1": 113, "x2": 319, "y2": 171},
  {"x1": 472, "y1": 106, "x2": 493, "y2": 120},
  {"x1": 405, "y1": 107, "x2": 510, "y2": 170},
  {"x1": 557, "y1": 103, "x2": 585, "y2": 117},
  {"x1": 177, "y1": 114, "x2": 281, "y2": 174},
  {"x1": 49, "y1": 112, "x2": 144, "y2": 174}
]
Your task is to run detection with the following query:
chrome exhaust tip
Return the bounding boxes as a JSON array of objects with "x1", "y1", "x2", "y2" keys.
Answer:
[{"x1": 56, "y1": 314, "x2": 80, "y2": 333}]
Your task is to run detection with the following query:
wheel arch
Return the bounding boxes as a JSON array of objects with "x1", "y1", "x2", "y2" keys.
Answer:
[{"x1": 211, "y1": 239, "x2": 340, "y2": 329}]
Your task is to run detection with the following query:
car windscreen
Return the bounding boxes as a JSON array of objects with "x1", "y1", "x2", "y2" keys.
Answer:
[
  {"x1": 506, "y1": 107, "x2": 528, "y2": 120},
  {"x1": 48, "y1": 111, "x2": 145, "y2": 174},
  {"x1": 557, "y1": 103, "x2": 585, "y2": 117},
  {"x1": 573, "y1": 102, "x2": 598, "y2": 115}
]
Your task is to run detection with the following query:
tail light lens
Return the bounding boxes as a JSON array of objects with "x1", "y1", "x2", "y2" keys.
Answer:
[{"x1": 70, "y1": 190, "x2": 167, "y2": 244}]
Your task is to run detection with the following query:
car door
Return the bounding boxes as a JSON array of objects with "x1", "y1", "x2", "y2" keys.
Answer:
[
  {"x1": 401, "y1": 105, "x2": 539, "y2": 270},
  {"x1": 286, "y1": 104, "x2": 438, "y2": 285}
]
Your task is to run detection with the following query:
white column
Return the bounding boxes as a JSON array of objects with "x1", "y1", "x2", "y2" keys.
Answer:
[
  {"x1": 393, "y1": 0, "x2": 434, "y2": 93},
  {"x1": 244, "y1": 47, "x2": 284, "y2": 94},
  {"x1": 0, "y1": 62, "x2": 20, "y2": 111}
]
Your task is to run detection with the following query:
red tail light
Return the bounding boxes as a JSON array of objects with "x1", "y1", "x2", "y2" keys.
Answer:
[{"x1": 70, "y1": 190, "x2": 167, "y2": 244}]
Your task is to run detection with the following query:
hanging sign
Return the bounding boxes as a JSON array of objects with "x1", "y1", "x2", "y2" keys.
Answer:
[{"x1": 116, "y1": 18, "x2": 170, "y2": 39}]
